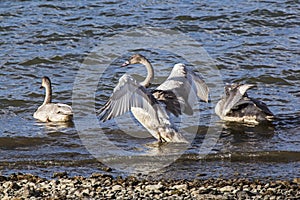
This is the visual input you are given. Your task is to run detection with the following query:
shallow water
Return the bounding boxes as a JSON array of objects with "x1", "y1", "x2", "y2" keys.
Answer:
[{"x1": 0, "y1": 1, "x2": 299, "y2": 180}]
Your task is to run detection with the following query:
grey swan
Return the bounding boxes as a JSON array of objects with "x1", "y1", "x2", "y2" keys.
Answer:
[
  {"x1": 99, "y1": 54, "x2": 209, "y2": 143},
  {"x1": 33, "y1": 76, "x2": 73, "y2": 122},
  {"x1": 215, "y1": 83, "x2": 274, "y2": 124}
]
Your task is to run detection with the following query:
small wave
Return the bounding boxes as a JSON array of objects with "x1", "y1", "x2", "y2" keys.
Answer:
[
  {"x1": 19, "y1": 57, "x2": 56, "y2": 66},
  {"x1": 182, "y1": 151, "x2": 300, "y2": 163}
]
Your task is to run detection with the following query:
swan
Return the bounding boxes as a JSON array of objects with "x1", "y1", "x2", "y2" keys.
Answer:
[
  {"x1": 99, "y1": 54, "x2": 209, "y2": 143},
  {"x1": 33, "y1": 76, "x2": 73, "y2": 122},
  {"x1": 215, "y1": 83, "x2": 274, "y2": 124}
]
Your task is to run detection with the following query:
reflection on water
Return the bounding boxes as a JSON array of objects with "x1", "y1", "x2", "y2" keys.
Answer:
[
  {"x1": 38, "y1": 121, "x2": 75, "y2": 130},
  {"x1": 0, "y1": 0, "x2": 299, "y2": 179}
]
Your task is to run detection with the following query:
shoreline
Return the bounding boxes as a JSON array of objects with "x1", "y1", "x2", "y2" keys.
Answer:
[{"x1": 0, "y1": 173, "x2": 299, "y2": 199}]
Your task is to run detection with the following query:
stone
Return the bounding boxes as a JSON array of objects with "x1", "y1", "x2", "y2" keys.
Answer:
[
  {"x1": 145, "y1": 184, "x2": 163, "y2": 191},
  {"x1": 111, "y1": 185, "x2": 122, "y2": 192},
  {"x1": 82, "y1": 188, "x2": 90, "y2": 195},
  {"x1": 171, "y1": 184, "x2": 187, "y2": 190},
  {"x1": 257, "y1": 184, "x2": 262, "y2": 191},
  {"x1": 293, "y1": 178, "x2": 300, "y2": 184},
  {"x1": 219, "y1": 186, "x2": 235, "y2": 193},
  {"x1": 191, "y1": 190, "x2": 199, "y2": 196},
  {"x1": 269, "y1": 196, "x2": 276, "y2": 200},
  {"x1": 0, "y1": 173, "x2": 298, "y2": 199},
  {"x1": 53, "y1": 172, "x2": 68, "y2": 178}
]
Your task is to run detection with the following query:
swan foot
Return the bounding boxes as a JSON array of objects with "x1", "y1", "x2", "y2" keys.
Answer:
[{"x1": 158, "y1": 132, "x2": 167, "y2": 143}]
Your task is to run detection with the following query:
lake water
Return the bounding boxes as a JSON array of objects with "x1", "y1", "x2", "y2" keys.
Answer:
[{"x1": 0, "y1": 0, "x2": 299, "y2": 180}]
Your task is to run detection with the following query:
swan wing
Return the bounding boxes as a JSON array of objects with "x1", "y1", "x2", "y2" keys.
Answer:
[
  {"x1": 55, "y1": 103, "x2": 73, "y2": 115},
  {"x1": 221, "y1": 84, "x2": 255, "y2": 116},
  {"x1": 34, "y1": 103, "x2": 73, "y2": 122},
  {"x1": 99, "y1": 74, "x2": 162, "y2": 124},
  {"x1": 156, "y1": 63, "x2": 209, "y2": 115},
  {"x1": 151, "y1": 89, "x2": 182, "y2": 117},
  {"x1": 249, "y1": 97, "x2": 274, "y2": 116}
]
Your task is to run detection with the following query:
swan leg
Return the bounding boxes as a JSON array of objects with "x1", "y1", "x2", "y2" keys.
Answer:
[
  {"x1": 157, "y1": 131, "x2": 167, "y2": 143},
  {"x1": 145, "y1": 140, "x2": 164, "y2": 148}
]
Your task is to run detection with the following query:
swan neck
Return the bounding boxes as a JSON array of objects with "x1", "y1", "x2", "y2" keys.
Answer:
[
  {"x1": 140, "y1": 59, "x2": 154, "y2": 88},
  {"x1": 42, "y1": 83, "x2": 52, "y2": 105}
]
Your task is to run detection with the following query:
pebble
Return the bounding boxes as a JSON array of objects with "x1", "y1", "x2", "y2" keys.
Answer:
[
  {"x1": 293, "y1": 178, "x2": 300, "y2": 184},
  {"x1": 0, "y1": 173, "x2": 299, "y2": 199},
  {"x1": 112, "y1": 184, "x2": 122, "y2": 191},
  {"x1": 171, "y1": 184, "x2": 187, "y2": 190},
  {"x1": 145, "y1": 184, "x2": 163, "y2": 191},
  {"x1": 219, "y1": 185, "x2": 235, "y2": 192}
]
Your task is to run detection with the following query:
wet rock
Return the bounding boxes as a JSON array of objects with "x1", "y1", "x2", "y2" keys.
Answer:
[
  {"x1": 53, "y1": 172, "x2": 68, "y2": 178},
  {"x1": 102, "y1": 166, "x2": 112, "y2": 172}
]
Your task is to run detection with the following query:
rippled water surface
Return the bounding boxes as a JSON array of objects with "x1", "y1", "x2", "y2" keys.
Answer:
[{"x1": 0, "y1": 1, "x2": 299, "y2": 179}]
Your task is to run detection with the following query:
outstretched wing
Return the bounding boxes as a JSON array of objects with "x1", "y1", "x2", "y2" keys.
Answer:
[
  {"x1": 151, "y1": 89, "x2": 182, "y2": 117},
  {"x1": 221, "y1": 84, "x2": 255, "y2": 116},
  {"x1": 99, "y1": 74, "x2": 161, "y2": 124},
  {"x1": 155, "y1": 63, "x2": 209, "y2": 115}
]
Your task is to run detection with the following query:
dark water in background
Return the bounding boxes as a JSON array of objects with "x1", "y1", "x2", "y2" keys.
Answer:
[{"x1": 0, "y1": 1, "x2": 299, "y2": 179}]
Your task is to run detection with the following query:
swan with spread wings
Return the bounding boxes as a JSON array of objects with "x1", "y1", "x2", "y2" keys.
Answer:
[{"x1": 99, "y1": 54, "x2": 209, "y2": 143}]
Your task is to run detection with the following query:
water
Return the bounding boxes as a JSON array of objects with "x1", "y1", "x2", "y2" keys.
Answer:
[{"x1": 0, "y1": 1, "x2": 299, "y2": 180}]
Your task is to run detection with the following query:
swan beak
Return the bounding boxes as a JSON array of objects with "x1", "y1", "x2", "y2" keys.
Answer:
[
  {"x1": 40, "y1": 86, "x2": 43, "y2": 89},
  {"x1": 121, "y1": 61, "x2": 130, "y2": 67}
]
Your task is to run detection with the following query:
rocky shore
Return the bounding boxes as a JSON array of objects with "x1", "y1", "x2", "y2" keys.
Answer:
[{"x1": 0, "y1": 173, "x2": 299, "y2": 199}]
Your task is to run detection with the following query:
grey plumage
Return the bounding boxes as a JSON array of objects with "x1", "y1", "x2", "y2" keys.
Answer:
[
  {"x1": 99, "y1": 74, "x2": 161, "y2": 124},
  {"x1": 215, "y1": 83, "x2": 274, "y2": 124},
  {"x1": 99, "y1": 54, "x2": 209, "y2": 142}
]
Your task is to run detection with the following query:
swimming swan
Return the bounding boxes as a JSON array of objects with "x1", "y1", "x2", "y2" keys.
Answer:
[
  {"x1": 33, "y1": 76, "x2": 73, "y2": 122},
  {"x1": 215, "y1": 83, "x2": 274, "y2": 124},
  {"x1": 99, "y1": 54, "x2": 209, "y2": 143}
]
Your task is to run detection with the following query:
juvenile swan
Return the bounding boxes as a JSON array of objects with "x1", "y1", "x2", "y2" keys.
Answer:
[
  {"x1": 99, "y1": 54, "x2": 209, "y2": 143},
  {"x1": 33, "y1": 76, "x2": 73, "y2": 122},
  {"x1": 215, "y1": 83, "x2": 274, "y2": 124}
]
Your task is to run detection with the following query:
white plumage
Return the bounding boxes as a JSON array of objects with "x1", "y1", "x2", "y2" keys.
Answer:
[{"x1": 33, "y1": 76, "x2": 73, "y2": 122}]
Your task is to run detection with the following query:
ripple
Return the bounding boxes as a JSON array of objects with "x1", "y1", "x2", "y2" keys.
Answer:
[
  {"x1": 193, "y1": 151, "x2": 300, "y2": 163},
  {"x1": 0, "y1": 136, "x2": 54, "y2": 150},
  {"x1": 253, "y1": 75, "x2": 292, "y2": 85},
  {"x1": 19, "y1": 57, "x2": 56, "y2": 66}
]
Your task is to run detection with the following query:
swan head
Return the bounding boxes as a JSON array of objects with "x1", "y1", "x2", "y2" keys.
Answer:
[
  {"x1": 121, "y1": 54, "x2": 147, "y2": 66},
  {"x1": 41, "y1": 76, "x2": 51, "y2": 89}
]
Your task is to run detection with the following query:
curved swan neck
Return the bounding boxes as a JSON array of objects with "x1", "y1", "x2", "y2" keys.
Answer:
[
  {"x1": 42, "y1": 81, "x2": 52, "y2": 105},
  {"x1": 140, "y1": 58, "x2": 154, "y2": 88}
]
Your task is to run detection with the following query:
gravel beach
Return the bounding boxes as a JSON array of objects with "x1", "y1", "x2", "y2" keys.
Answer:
[{"x1": 0, "y1": 173, "x2": 299, "y2": 199}]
